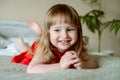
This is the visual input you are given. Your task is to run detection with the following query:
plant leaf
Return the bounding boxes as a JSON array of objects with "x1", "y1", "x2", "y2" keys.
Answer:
[
  {"x1": 81, "y1": 15, "x2": 96, "y2": 33},
  {"x1": 114, "y1": 21, "x2": 120, "y2": 35},
  {"x1": 109, "y1": 20, "x2": 120, "y2": 35},
  {"x1": 89, "y1": 10, "x2": 104, "y2": 17},
  {"x1": 81, "y1": 10, "x2": 104, "y2": 33}
]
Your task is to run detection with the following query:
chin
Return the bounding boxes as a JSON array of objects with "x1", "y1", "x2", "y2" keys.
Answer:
[{"x1": 59, "y1": 47, "x2": 70, "y2": 51}]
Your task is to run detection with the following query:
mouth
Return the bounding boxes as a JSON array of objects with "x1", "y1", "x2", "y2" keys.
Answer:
[{"x1": 58, "y1": 40, "x2": 71, "y2": 45}]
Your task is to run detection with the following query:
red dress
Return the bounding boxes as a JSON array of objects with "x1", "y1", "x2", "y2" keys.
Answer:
[
  {"x1": 11, "y1": 42, "x2": 37, "y2": 66},
  {"x1": 11, "y1": 42, "x2": 71, "y2": 66}
]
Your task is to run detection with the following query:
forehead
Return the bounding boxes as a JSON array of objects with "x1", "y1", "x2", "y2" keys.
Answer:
[
  {"x1": 51, "y1": 23, "x2": 73, "y2": 29},
  {"x1": 52, "y1": 14, "x2": 72, "y2": 26}
]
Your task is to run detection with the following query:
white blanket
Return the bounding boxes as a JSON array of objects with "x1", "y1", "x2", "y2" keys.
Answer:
[
  {"x1": 0, "y1": 37, "x2": 36, "y2": 56},
  {"x1": 0, "y1": 55, "x2": 120, "y2": 80}
]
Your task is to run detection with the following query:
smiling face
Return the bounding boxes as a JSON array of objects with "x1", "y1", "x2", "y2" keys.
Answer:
[
  {"x1": 50, "y1": 22, "x2": 78, "y2": 52},
  {"x1": 44, "y1": 4, "x2": 82, "y2": 53}
]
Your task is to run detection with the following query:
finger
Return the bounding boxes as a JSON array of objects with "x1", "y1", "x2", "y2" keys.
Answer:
[
  {"x1": 65, "y1": 51, "x2": 78, "y2": 58},
  {"x1": 65, "y1": 54, "x2": 77, "y2": 62},
  {"x1": 68, "y1": 51, "x2": 80, "y2": 60},
  {"x1": 67, "y1": 51, "x2": 76, "y2": 55},
  {"x1": 68, "y1": 58, "x2": 80, "y2": 65},
  {"x1": 74, "y1": 62, "x2": 82, "y2": 69},
  {"x1": 76, "y1": 66, "x2": 82, "y2": 69},
  {"x1": 64, "y1": 51, "x2": 73, "y2": 56}
]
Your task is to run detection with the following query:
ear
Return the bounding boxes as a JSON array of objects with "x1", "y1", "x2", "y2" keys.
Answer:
[{"x1": 28, "y1": 20, "x2": 41, "y2": 35}]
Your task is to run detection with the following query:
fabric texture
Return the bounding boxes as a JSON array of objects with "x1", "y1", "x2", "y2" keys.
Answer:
[
  {"x1": 0, "y1": 36, "x2": 10, "y2": 48},
  {"x1": 0, "y1": 55, "x2": 120, "y2": 80}
]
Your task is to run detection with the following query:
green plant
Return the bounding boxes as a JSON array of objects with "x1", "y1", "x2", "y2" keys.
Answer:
[{"x1": 80, "y1": 10, "x2": 120, "y2": 52}]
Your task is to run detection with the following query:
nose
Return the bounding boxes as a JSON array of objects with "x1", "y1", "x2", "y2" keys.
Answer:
[{"x1": 61, "y1": 30, "x2": 68, "y2": 38}]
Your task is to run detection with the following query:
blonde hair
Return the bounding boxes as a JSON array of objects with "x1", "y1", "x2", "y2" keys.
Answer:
[{"x1": 33, "y1": 4, "x2": 85, "y2": 63}]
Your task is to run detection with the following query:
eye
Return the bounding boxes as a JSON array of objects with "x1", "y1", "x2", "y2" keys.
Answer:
[
  {"x1": 54, "y1": 29, "x2": 60, "y2": 32},
  {"x1": 67, "y1": 28, "x2": 75, "y2": 31}
]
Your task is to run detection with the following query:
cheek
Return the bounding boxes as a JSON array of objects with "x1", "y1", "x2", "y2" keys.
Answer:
[
  {"x1": 72, "y1": 31, "x2": 78, "y2": 42},
  {"x1": 74, "y1": 34, "x2": 78, "y2": 41},
  {"x1": 72, "y1": 31, "x2": 77, "y2": 37},
  {"x1": 50, "y1": 34, "x2": 59, "y2": 46},
  {"x1": 50, "y1": 32, "x2": 58, "y2": 42}
]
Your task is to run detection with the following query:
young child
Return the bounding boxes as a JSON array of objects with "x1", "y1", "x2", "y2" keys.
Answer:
[{"x1": 26, "y1": 4, "x2": 98, "y2": 73}]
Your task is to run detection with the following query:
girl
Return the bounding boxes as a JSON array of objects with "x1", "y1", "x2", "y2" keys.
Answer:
[{"x1": 26, "y1": 4, "x2": 98, "y2": 73}]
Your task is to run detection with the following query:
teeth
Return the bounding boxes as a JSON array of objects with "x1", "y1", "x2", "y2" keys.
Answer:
[
  {"x1": 61, "y1": 40, "x2": 70, "y2": 44},
  {"x1": 62, "y1": 40, "x2": 68, "y2": 42},
  {"x1": 62, "y1": 40, "x2": 66, "y2": 42}
]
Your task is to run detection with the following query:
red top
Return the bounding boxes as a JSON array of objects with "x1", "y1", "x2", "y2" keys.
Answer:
[{"x1": 11, "y1": 42, "x2": 71, "y2": 66}]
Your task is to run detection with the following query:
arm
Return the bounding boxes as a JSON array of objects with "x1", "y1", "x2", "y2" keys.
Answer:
[
  {"x1": 69, "y1": 51, "x2": 98, "y2": 69},
  {"x1": 27, "y1": 57, "x2": 61, "y2": 73},
  {"x1": 27, "y1": 51, "x2": 79, "y2": 73}
]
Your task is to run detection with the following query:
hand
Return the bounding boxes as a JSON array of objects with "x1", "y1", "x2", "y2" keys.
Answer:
[
  {"x1": 70, "y1": 52, "x2": 83, "y2": 69},
  {"x1": 73, "y1": 57, "x2": 83, "y2": 69},
  {"x1": 59, "y1": 51, "x2": 81, "y2": 69}
]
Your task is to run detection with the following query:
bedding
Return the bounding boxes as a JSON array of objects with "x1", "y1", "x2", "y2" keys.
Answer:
[
  {"x1": 0, "y1": 20, "x2": 120, "y2": 80},
  {"x1": 0, "y1": 55, "x2": 120, "y2": 80},
  {"x1": 0, "y1": 20, "x2": 37, "y2": 56},
  {"x1": 0, "y1": 36, "x2": 10, "y2": 48}
]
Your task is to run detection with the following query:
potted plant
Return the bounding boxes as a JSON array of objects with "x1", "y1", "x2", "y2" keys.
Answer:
[{"x1": 80, "y1": 10, "x2": 120, "y2": 56}]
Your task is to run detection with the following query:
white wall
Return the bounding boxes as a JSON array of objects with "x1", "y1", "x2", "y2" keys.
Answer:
[{"x1": 0, "y1": 0, "x2": 120, "y2": 56}]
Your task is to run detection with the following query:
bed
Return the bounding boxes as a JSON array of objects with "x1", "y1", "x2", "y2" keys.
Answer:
[{"x1": 0, "y1": 20, "x2": 120, "y2": 80}]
